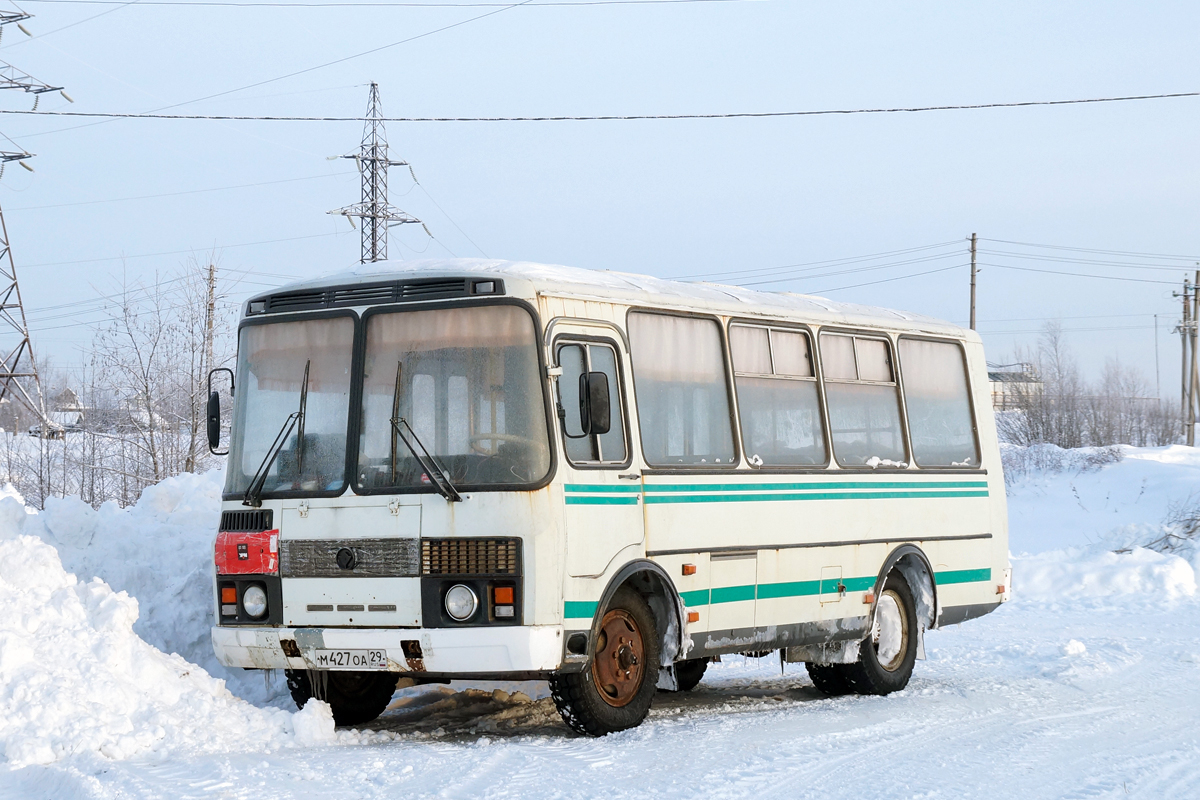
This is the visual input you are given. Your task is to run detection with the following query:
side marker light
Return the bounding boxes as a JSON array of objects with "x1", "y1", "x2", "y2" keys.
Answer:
[
  {"x1": 687, "y1": 611, "x2": 700, "y2": 623},
  {"x1": 863, "y1": 592, "x2": 876, "y2": 604},
  {"x1": 996, "y1": 584, "x2": 1006, "y2": 595},
  {"x1": 682, "y1": 564, "x2": 697, "y2": 576}
]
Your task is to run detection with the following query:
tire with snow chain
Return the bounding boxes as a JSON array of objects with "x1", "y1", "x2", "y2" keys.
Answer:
[
  {"x1": 805, "y1": 662, "x2": 853, "y2": 696},
  {"x1": 842, "y1": 572, "x2": 918, "y2": 696},
  {"x1": 549, "y1": 586, "x2": 660, "y2": 736},
  {"x1": 285, "y1": 669, "x2": 399, "y2": 727}
]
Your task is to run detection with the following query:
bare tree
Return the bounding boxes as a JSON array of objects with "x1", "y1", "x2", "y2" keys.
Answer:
[{"x1": 999, "y1": 321, "x2": 1179, "y2": 449}]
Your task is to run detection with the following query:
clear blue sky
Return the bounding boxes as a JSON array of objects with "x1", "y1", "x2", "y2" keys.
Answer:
[{"x1": 1, "y1": 0, "x2": 1197, "y2": 395}]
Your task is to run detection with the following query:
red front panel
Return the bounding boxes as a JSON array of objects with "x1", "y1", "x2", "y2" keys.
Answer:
[{"x1": 215, "y1": 529, "x2": 279, "y2": 575}]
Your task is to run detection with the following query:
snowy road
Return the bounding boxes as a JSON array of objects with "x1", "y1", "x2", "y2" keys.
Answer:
[
  {"x1": 8, "y1": 591, "x2": 1199, "y2": 799},
  {"x1": 4, "y1": 445, "x2": 1200, "y2": 798}
]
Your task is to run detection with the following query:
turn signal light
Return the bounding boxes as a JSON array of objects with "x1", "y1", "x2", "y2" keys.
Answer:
[
  {"x1": 494, "y1": 586, "x2": 514, "y2": 604},
  {"x1": 221, "y1": 587, "x2": 237, "y2": 603},
  {"x1": 996, "y1": 584, "x2": 1006, "y2": 595},
  {"x1": 682, "y1": 564, "x2": 697, "y2": 576},
  {"x1": 687, "y1": 611, "x2": 700, "y2": 623}
]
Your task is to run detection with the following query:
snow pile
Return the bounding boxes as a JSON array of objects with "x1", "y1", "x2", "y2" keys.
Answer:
[
  {"x1": 291, "y1": 700, "x2": 338, "y2": 746},
  {"x1": 1015, "y1": 547, "x2": 1195, "y2": 601},
  {"x1": 12, "y1": 471, "x2": 279, "y2": 703},
  {"x1": 0, "y1": 528, "x2": 296, "y2": 769},
  {"x1": 1006, "y1": 443, "x2": 1200, "y2": 601}
]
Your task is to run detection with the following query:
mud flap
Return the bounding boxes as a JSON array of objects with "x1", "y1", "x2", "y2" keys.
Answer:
[
  {"x1": 657, "y1": 663, "x2": 679, "y2": 691},
  {"x1": 916, "y1": 624, "x2": 926, "y2": 661}
]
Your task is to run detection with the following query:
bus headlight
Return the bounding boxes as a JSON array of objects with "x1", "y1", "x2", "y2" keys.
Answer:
[
  {"x1": 445, "y1": 584, "x2": 478, "y2": 621},
  {"x1": 242, "y1": 584, "x2": 268, "y2": 619}
]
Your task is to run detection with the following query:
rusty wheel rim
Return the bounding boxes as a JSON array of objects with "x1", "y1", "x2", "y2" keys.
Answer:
[{"x1": 590, "y1": 608, "x2": 645, "y2": 708}]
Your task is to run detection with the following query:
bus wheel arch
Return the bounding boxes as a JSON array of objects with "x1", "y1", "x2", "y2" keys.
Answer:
[
  {"x1": 875, "y1": 544, "x2": 937, "y2": 632},
  {"x1": 593, "y1": 559, "x2": 687, "y2": 671}
]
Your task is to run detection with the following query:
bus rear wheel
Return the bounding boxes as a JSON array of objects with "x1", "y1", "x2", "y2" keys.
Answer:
[
  {"x1": 549, "y1": 586, "x2": 660, "y2": 736},
  {"x1": 842, "y1": 573, "x2": 918, "y2": 695},
  {"x1": 285, "y1": 669, "x2": 399, "y2": 727},
  {"x1": 805, "y1": 662, "x2": 853, "y2": 696}
]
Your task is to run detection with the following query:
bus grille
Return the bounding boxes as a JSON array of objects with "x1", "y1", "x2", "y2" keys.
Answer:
[
  {"x1": 421, "y1": 538, "x2": 521, "y2": 576},
  {"x1": 280, "y1": 538, "x2": 420, "y2": 578},
  {"x1": 220, "y1": 509, "x2": 273, "y2": 532}
]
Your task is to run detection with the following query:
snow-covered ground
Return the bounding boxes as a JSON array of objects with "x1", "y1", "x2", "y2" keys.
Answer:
[{"x1": 2, "y1": 445, "x2": 1199, "y2": 798}]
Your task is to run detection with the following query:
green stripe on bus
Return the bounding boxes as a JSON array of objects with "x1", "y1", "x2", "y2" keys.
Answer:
[
  {"x1": 564, "y1": 484, "x2": 644, "y2": 493},
  {"x1": 574, "y1": 569, "x2": 989, "y2": 617},
  {"x1": 564, "y1": 601, "x2": 599, "y2": 619},
  {"x1": 644, "y1": 490, "x2": 988, "y2": 504},
  {"x1": 934, "y1": 568, "x2": 992, "y2": 585},
  {"x1": 643, "y1": 481, "x2": 988, "y2": 493},
  {"x1": 755, "y1": 579, "x2": 821, "y2": 599},
  {"x1": 564, "y1": 496, "x2": 639, "y2": 505},
  {"x1": 711, "y1": 584, "x2": 755, "y2": 604}
]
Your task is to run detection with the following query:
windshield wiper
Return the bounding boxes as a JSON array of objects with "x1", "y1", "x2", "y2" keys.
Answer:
[
  {"x1": 389, "y1": 360, "x2": 462, "y2": 502},
  {"x1": 243, "y1": 360, "x2": 310, "y2": 508}
]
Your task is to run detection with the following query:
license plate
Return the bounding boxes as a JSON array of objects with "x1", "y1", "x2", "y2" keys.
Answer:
[{"x1": 306, "y1": 649, "x2": 388, "y2": 670}]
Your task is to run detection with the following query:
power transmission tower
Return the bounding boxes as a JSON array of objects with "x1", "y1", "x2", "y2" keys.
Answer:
[
  {"x1": 329, "y1": 82, "x2": 423, "y2": 263},
  {"x1": 0, "y1": 14, "x2": 69, "y2": 431}
]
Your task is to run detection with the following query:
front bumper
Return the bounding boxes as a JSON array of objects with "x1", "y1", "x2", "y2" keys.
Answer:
[{"x1": 211, "y1": 624, "x2": 564, "y2": 674}]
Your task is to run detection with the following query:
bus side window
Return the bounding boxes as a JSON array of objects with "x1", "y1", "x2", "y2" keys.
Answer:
[
  {"x1": 730, "y1": 324, "x2": 826, "y2": 466},
  {"x1": 898, "y1": 338, "x2": 979, "y2": 467},
  {"x1": 627, "y1": 312, "x2": 736, "y2": 467},
  {"x1": 556, "y1": 341, "x2": 628, "y2": 465},
  {"x1": 820, "y1": 333, "x2": 906, "y2": 467}
]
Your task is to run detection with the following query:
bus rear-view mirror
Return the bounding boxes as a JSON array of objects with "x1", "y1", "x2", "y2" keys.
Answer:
[{"x1": 580, "y1": 371, "x2": 611, "y2": 436}]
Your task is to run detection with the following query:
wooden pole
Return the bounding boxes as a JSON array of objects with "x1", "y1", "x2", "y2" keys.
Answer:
[{"x1": 969, "y1": 233, "x2": 978, "y2": 331}]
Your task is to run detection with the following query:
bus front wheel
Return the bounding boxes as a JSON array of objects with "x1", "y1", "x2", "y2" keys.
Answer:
[
  {"x1": 285, "y1": 669, "x2": 399, "y2": 727},
  {"x1": 842, "y1": 572, "x2": 918, "y2": 695},
  {"x1": 549, "y1": 586, "x2": 661, "y2": 736}
]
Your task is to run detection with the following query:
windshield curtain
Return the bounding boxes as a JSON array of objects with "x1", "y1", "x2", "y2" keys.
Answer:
[
  {"x1": 224, "y1": 316, "x2": 355, "y2": 497},
  {"x1": 357, "y1": 304, "x2": 551, "y2": 491}
]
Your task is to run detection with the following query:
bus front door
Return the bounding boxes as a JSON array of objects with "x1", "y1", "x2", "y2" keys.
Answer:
[{"x1": 554, "y1": 332, "x2": 645, "y2": 578}]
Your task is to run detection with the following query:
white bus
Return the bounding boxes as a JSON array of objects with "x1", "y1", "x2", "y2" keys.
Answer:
[{"x1": 209, "y1": 260, "x2": 1010, "y2": 735}]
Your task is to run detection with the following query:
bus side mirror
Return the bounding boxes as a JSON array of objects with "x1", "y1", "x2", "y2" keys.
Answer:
[
  {"x1": 207, "y1": 391, "x2": 222, "y2": 452},
  {"x1": 579, "y1": 371, "x2": 611, "y2": 436},
  {"x1": 207, "y1": 367, "x2": 234, "y2": 456}
]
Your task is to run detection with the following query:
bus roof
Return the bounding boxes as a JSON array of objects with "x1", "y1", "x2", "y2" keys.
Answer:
[{"x1": 256, "y1": 258, "x2": 974, "y2": 340}]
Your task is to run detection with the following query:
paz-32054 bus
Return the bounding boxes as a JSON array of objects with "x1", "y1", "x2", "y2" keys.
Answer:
[{"x1": 208, "y1": 260, "x2": 1009, "y2": 735}]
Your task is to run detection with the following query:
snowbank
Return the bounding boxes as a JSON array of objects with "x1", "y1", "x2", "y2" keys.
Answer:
[
  {"x1": 1015, "y1": 547, "x2": 1195, "y2": 601},
  {"x1": 13, "y1": 471, "x2": 279, "y2": 704},
  {"x1": 1005, "y1": 443, "x2": 1200, "y2": 601},
  {"x1": 0, "y1": 528, "x2": 300, "y2": 769}
]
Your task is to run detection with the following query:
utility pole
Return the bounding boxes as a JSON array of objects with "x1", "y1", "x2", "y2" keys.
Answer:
[
  {"x1": 329, "y1": 82, "x2": 423, "y2": 263},
  {"x1": 1179, "y1": 279, "x2": 1191, "y2": 438},
  {"x1": 1185, "y1": 272, "x2": 1195, "y2": 448},
  {"x1": 969, "y1": 233, "x2": 978, "y2": 331},
  {"x1": 203, "y1": 262, "x2": 216, "y2": 377},
  {"x1": 0, "y1": 14, "x2": 70, "y2": 433}
]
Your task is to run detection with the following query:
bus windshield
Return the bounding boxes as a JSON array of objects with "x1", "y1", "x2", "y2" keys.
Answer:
[
  {"x1": 225, "y1": 316, "x2": 355, "y2": 498},
  {"x1": 357, "y1": 304, "x2": 551, "y2": 491}
]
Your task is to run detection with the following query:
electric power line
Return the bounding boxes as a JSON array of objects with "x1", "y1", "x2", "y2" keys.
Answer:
[
  {"x1": 11, "y1": 0, "x2": 756, "y2": 6},
  {"x1": 2, "y1": 90, "x2": 1197, "y2": 124},
  {"x1": 982, "y1": 237, "x2": 1200, "y2": 262},
  {"x1": 7, "y1": 170, "x2": 354, "y2": 211},
  {"x1": 811, "y1": 264, "x2": 966, "y2": 295},
  {"x1": 980, "y1": 262, "x2": 1180, "y2": 285}
]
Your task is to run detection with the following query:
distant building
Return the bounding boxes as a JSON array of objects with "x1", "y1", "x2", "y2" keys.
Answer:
[{"x1": 988, "y1": 363, "x2": 1042, "y2": 411}]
